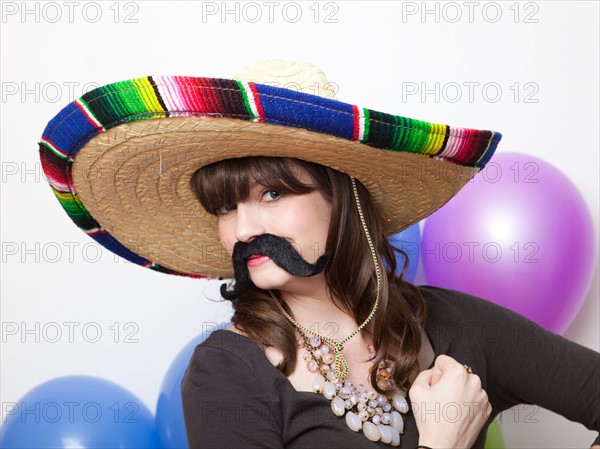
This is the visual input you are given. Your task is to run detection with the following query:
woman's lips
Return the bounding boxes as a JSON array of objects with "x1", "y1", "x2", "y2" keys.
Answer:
[{"x1": 246, "y1": 255, "x2": 270, "y2": 267}]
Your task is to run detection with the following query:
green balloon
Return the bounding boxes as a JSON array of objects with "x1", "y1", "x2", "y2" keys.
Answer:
[{"x1": 485, "y1": 420, "x2": 505, "y2": 449}]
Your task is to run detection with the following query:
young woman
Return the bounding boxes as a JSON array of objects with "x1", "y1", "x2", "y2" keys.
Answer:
[
  {"x1": 185, "y1": 156, "x2": 492, "y2": 448},
  {"x1": 182, "y1": 155, "x2": 598, "y2": 449},
  {"x1": 39, "y1": 61, "x2": 599, "y2": 448}
]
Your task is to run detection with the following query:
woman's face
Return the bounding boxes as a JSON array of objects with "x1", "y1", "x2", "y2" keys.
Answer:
[{"x1": 217, "y1": 166, "x2": 332, "y2": 292}]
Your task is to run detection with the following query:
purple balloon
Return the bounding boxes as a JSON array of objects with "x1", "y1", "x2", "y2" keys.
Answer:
[{"x1": 422, "y1": 152, "x2": 596, "y2": 333}]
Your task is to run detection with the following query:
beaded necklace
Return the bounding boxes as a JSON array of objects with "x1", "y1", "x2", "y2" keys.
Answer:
[{"x1": 268, "y1": 177, "x2": 409, "y2": 446}]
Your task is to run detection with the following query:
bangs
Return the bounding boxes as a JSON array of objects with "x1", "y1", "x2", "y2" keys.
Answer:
[{"x1": 191, "y1": 157, "x2": 329, "y2": 216}]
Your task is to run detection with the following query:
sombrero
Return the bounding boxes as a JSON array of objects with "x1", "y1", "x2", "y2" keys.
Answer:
[{"x1": 39, "y1": 60, "x2": 501, "y2": 279}]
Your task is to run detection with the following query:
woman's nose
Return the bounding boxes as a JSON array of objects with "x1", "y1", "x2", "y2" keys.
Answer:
[{"x1": 234, "y1": 202, "x2": 266, "y2": 243}]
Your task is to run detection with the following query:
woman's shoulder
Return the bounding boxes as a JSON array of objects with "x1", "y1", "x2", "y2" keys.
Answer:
[
  {"x1": 183, "y1": 327, "x2": 255, "y2": 377},
  {"x1": 187, "y1": 324, "x2": 283, "y2": 374},
  {"x1": 416, "y1": 284, "x2": 553, "y2": 352},
  {"x1": 193, "y1": 325, "x2": 257, "y2": 358},
  {"x1": 415, "y1": 285, "x2": 527, "y2": 353},
  {"x1": 418, "y1": 284, "x2": 481, "y2": 304},
  {"x1": 226, "y1": 323, "x2": 284, "y2": 367},
  {"x1": 182, "y1": 326, "x2": 284, "y2": 393},
  {"x1": 418, "y1": 284, "x2": 513, "y2": 319}
]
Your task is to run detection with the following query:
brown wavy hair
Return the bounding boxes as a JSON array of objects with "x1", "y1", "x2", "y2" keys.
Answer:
[{"x1": 191, "y1": 156, "x2": 428, "y2": 394}]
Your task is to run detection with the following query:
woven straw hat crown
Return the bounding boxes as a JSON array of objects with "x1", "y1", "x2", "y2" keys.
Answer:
[{"x1": 234, "y1": 60, "x2": 339, "y2": 99}]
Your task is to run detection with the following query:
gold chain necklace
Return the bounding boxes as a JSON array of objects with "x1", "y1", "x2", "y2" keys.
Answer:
[{"x1": 268, "y1": 176, "x2": 381, "y2": 381}]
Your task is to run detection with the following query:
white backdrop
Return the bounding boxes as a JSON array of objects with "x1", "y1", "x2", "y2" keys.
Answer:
[{"x1": 1, "y1": 1, "x2": 598, "y2": 447}]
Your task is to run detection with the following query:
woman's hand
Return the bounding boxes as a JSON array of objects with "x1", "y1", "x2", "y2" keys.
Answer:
[{"x1": 408, "y1": 354, "x2": 491, "y2": 449}]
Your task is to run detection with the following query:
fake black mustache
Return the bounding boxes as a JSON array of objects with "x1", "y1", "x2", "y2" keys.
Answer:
[{"x1": 220, "y1": 233, "x2": 330, "y2": 301}]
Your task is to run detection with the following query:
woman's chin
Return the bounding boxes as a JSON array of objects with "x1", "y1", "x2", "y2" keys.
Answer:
[{"x1": 249, "y1": 265, "x2": 292, "y2": 291}]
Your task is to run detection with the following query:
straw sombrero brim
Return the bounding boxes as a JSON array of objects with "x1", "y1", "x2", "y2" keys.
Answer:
[{"x1": 39, "y1": 76, "x2": 501, "y2": 278}]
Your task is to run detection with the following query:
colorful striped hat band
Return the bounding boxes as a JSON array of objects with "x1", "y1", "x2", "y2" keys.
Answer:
[{"x1": 39, "y1": 60, "x2": 501, "y2": 279}]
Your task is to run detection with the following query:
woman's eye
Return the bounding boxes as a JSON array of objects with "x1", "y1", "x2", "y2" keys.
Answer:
[
  {"x1": 263, "y1": 190, "x2": 281, "y2": 201},
  {"x1": 216, "y1": 204, "x2": 236, "y2": 216}
]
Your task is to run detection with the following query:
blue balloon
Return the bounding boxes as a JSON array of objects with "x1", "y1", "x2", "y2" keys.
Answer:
[
  {"x1": 0, "y1": 376, "x2": 159, "y2": 449},
  {"x1": 155, "y1": 322, "x2": 231, "y2": 448},
  {"x1": 388, "y1": 223, "x2": 421, "y2": 282}
]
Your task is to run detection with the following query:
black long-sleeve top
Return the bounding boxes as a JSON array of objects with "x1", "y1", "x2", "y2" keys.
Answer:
[{"x1": 181, "y1": 285, "x2": 600, "y2": 448}]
